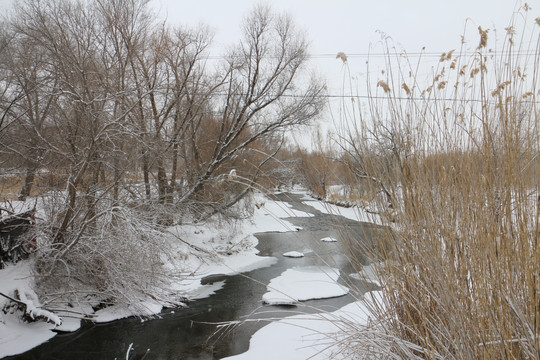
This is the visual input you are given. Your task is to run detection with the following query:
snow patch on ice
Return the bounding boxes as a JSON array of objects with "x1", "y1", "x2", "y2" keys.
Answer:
[
  {"x1": 320, "y1": 236, "x2": 338, "y2": 242},
  {"x1": 224, "y1": 291, "x2": 385, "y2": 360},
  {"x1": 349, "y1": 262, "x2": 384, "y2": 287},
  {"x1": 262, "y1": 266, "x2": 349, "y2": 305},
  {"x1": 282, "y1": 251, "x2": 304, "y2": 258},
  {"x1": 93, "y1": 301, "x2": 163, "y2": 323},
  {"x1": 189, "y1": 281, "x2": 226, "y2": 300}
]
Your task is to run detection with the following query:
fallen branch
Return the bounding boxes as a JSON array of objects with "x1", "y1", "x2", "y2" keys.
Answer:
[
  {"x1": 0, "y1": 290, "x2": 25, "y2": 306},
  {"x1": 15, "y1": 289, "x2": 63, "y2": 326}
]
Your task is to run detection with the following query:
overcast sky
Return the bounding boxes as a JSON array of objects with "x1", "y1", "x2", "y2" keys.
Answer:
[
  {"x1": 153, "y1": 0, "x2": 519, "y2": 52},
  {"x1": 147, "y1": 0, "x2": 533, "y2": 146},
  {"x1": 0, "y1": 0, "x2": 534, "y2": 144},
  {"x1": 148, "y1": 0, "x2": 524, "y2": 89},
  {"x1": 0, "y1": 0, "x2": 527, "y2": 91}
]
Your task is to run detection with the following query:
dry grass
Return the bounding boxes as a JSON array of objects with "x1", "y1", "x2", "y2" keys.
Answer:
[
  {"x1": 0, "y1": 175, "x2": 24, "y2": 201},
  {"x1": 0, "y1": 168, "x2": 72, "y2": 201},
  {"x1": 338, "y1": 8, "x2": 540, "y2": 359}
]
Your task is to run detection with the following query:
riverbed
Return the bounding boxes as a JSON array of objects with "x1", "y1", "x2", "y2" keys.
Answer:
[{"x1": 10, "y1": 192, "x2": 381, "y2": 359}]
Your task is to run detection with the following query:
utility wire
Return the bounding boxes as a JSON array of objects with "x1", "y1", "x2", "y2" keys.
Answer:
[
  {"x1": 206, "y1": 92, "x2": 540, "y2": 104},
  {"x1": 202, "y1": 51, "x2": 540, "y2": 60}
]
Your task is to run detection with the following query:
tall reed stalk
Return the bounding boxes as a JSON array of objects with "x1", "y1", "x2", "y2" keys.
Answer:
[{"x1": 340, "y1": 8, "x2": 539, "y2": 359}]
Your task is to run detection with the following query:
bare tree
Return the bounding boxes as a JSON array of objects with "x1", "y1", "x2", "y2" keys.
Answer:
[
  {"x1": 0, "y1": 24, "x2": 59, "y2": 200},
  {"x1": 7, "y1": 0, "x2": 140, "y2": 241},
  {"x1": 176, "y1": 5, "x2": 324, "y2": 217},
  {"x1": 0, "y1": 0, "x2": 324, "y2": 309}
]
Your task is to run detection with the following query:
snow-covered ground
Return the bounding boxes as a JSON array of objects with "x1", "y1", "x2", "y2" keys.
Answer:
[
  {"x1": 0, "y1": 262, "x2": 58, "y2": 358},
  {"x1": 0, "y1": 191, "x2": 306, "y2": 357},
  {"x1": 305, "y1": 199, "x2": 382, "y2": 224},
  {"x1": 0, "y1": 190, "x2": 383, "y2": 358}
]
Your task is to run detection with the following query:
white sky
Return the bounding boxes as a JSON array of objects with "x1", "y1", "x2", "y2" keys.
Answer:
[
  {"x1": 149, "y1": 0, "x2": 524, "y2": 90},
  {"x1": 147, "y1": 0, "x2": 534, "y2": 147},
  {"x1": 0, "y1": 0, "x2": 526, "y2": 85},
  {"x1": 0, "y1": 0, "x2": 534, "y2": 145},
  {"x1": 153, "y1": 0, "x2": 520, "y2": 52}
]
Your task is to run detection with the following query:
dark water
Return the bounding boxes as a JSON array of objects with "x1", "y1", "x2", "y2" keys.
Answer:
[{"x1": 9, "y1": 193, "x2": 381, "y2": 360}]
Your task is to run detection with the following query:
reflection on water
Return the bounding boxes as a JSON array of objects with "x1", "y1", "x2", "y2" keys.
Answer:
[{"x1": 10, "y1": 193, "x2": 380, "y2": 360}]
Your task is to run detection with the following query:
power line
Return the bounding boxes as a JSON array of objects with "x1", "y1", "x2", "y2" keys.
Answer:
[
  {"x1": 201, "y1": 51, "x2": 540, "y2": 61},
  {"x1": 308, "y1": 51, "x2": 540, "y2": 59},
  {"x1": 302, "y1": 93, "x2": 540, "y2": 104},
  {"x1": 206, "y1": 92, "x2": 540, "y2": 104}
]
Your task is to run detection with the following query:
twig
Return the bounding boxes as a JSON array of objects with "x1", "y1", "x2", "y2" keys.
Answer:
[{"x1": 0, "y1": 291, "x2": 25, "y2": 306}]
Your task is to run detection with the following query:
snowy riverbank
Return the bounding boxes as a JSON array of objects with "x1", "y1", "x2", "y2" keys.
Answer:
[
  {"x1": 0, "y1": 190, "x2": 383, "y2": 358},
  {"x1": 0, "y1": 191, "x2": 314, "y2": 357},
  {"x1": 223, "y1": 291, "x2": 384, "y2": 360}
]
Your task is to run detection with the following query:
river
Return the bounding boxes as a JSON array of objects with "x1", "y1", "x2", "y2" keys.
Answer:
[{"x1": 10, "y1": 192, "x2": 380, "y2": 360}]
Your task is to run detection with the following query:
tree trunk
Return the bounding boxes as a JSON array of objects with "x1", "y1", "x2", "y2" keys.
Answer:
[
  {"x1": 84, "y1": 160, "x2": 101, "y2": 226},
  {"x1": 156, "y1": 159, "x2": 168, "y2": 204},
  {"x1": 53, "y1": 155, "x2": 91, "y2": 244},
  {"x1": 54, "y1": 179, "x2": 77, "y2": 244},
  {"x1": 18, "y1": 165, "x2": 37, "y2": 201},
  {"x1": 141, "y1": 150, "x2": 151, "y2": 200},
  {"x1": 168, "y1": 138, "x2": 179, "y2": 205}
]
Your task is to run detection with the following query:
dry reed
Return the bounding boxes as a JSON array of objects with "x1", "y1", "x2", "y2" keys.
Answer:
[{"x1": 338, "y1": 7, "x2": 540, "y2": 359}]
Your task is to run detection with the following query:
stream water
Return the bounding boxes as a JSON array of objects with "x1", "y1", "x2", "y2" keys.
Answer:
[{"x1": 10, "y1": 193, "x2": 381, "y2": 360}]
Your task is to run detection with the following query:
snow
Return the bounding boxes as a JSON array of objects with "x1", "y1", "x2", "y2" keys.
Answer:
[
  {"x1": 256, "y1": 195, "x2": 314, "y2": 220},
  {"x1": 161, "y1": 194, "x2": 308, "y2": 301},
  {"x1": 262, "y1": 266, "x2": 349, "y2": 305},
  {"x1": 0, "y1": 261, "x2": 59, "y2": 358},
  {"x1": 0, "y1": 191, "x2": 304, "y2": 357},
  {"x1": 163, "y1": 226, "x2": 279, "y2": 299},
  {"x1": 0, "y1": 262, "x2": 60, "y2": 328},
  {"x1": 0, "y1": 190, "x2": 382, "y2": 357},
  {"x1": 0, "y1": 261, "x2": 34, "y2": 309},
  {"x1": 0, "y1": 201, "x2": 34, "y2": 222},
  {"x1": 284, "y1": 190, "x2": 314, "y2": 202},
  {"x1": 304, "y1": 200, "x2": 382, "y2": 224},
  {"x1": 223, "y1": 291, "x2": 385, "y2": 360},
  {"x1": 93, "y1": 301, "x2": 163, "y2": 323},
  {"x1": 189, "y1": 281, "x2": 226, "y2": 300},
  {"x1": 17, "y1": 290, "x2": 62, "y2": 326},
  {"x1": 320, "y1": 236, "x2": 338, "y2": 242},
  {"x1": 54, "y1": 317, "x2": 82, "y2": 332},
  {"x1": 282, "y1": 251, "x2": 304, "y2": 258},
  {"x1": 349, "y1": 262, "x2": 385, "y2": 287},
  {"x1": 0, "y1": 315, "x2": 57, "y2": 358}
]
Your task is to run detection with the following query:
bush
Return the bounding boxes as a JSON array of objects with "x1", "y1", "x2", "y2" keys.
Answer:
[{"x1": 34, "y1": 197, "x2": 177, "y2": 310}]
